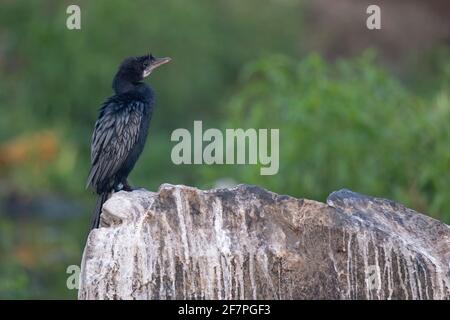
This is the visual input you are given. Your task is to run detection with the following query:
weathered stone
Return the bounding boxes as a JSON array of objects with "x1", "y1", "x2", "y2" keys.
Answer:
[{"x1": 78, "y1": 184, "x2": 450, "y2": 300}]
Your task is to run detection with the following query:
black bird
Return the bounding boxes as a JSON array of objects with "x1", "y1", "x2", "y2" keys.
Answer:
[{"x1": 86, "y1": 54, "x2": 171, "y2": 231}]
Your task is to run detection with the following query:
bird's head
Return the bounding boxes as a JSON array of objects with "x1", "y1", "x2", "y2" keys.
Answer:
[{"x1": 116, "y1": 54, "x2": 172, "y2": 83}]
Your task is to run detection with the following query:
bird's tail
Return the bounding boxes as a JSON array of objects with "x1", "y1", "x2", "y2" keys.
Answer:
[{"x1": 89, "y1": 192, "x2": 109, "y2": 232}]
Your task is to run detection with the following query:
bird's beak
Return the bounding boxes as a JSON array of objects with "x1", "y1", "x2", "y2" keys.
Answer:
[{"x1": 144, "y1": 57, "x2": 172, "y2": 77}]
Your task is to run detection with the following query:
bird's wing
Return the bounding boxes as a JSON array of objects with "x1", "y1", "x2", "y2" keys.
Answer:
[{"x1": 86, "y1": 98, "x2": 145, "y2": 191}]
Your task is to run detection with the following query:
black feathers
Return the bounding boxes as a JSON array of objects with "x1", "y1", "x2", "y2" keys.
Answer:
[{"x1": 86, "y1": 96, "x2": 149, "y2": 194}]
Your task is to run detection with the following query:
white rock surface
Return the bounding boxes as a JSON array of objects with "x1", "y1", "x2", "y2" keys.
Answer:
[{"x1": 79, "y1": 184, "x2": 450, "y2": 300}]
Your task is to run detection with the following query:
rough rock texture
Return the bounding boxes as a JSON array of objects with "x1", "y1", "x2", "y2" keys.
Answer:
[{"x1": 78, "y1": 184, "x2": 450, "y2": 300}]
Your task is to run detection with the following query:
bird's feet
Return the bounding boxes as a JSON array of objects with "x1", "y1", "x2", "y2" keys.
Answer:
[
  {"x1": 121, "y1": 180, "x2": 137, "y2": 192},
  {"x1": 114, "y1": 183, "x2": 124, "y2": 192},
  {"x1": 114, "y1": 180, "x2": 143, "y2": 192}
]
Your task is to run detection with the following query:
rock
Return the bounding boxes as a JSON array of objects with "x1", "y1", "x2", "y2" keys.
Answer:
[{"x1": 78, "y1": 184, "x2": 450, "y2": 300}]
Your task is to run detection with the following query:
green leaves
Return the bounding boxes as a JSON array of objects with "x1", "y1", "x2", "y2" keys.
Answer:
[{"x1": 201, "y1": 53, "x2": 450, "y2": 223}]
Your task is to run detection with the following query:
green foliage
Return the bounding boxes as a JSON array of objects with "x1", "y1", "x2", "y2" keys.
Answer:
[
  {"x1": 0, "y1": 217, "x2": 82, "y2": 299},
  {"x1": 200, "y1": 53, "x2": 450, "y2": 223}
]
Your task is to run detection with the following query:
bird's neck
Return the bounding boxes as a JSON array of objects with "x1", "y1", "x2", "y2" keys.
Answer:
[
  {"x1": 112, "y1": 77, "x2": 154, "y2": 102},
  {"x1": 112, "y1": 76, "x2": 139, "y2": 94}
]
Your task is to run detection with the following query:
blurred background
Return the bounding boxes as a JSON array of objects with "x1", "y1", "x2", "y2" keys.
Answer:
[{"x1": 0, "y1": 0, "x2": 449, "y2": 298}]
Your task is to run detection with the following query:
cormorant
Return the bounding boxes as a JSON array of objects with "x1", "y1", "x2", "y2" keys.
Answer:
[{"x1": 86, "y1": 54, "x2": 171, "y2": 231}]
